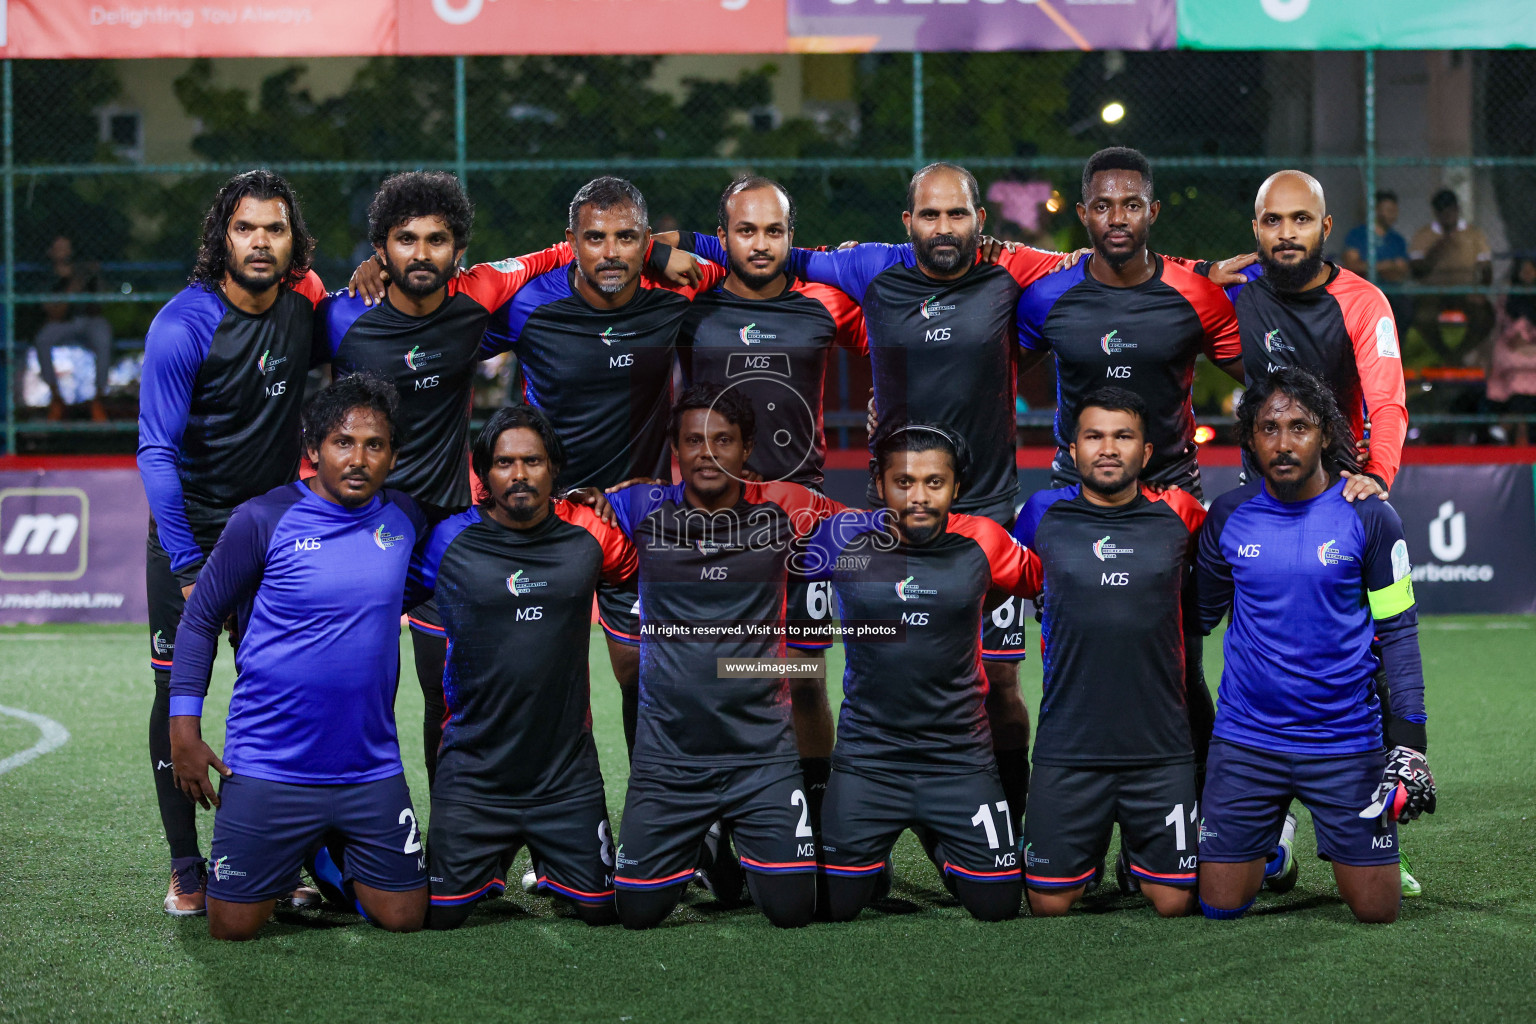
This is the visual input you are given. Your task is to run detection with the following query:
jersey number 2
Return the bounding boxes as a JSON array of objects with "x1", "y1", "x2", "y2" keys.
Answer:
[
  {"x1": 399, "y1": 808, "x2": 423, "y2": 855},
  {"x1": 790, "y1": 789, "x2": 814, "y2": 838}
]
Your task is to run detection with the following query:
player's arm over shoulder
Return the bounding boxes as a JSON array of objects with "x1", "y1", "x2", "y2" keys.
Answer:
[
  {"x1": 951, "y1": 513, "x2": 1042, "y2": 598},
  {"x1": 748, "y1": 481, "x2": 848, "y2": 538},
  {"x1": 555, "y1": 498, "x2": 639, "y2": 583}
]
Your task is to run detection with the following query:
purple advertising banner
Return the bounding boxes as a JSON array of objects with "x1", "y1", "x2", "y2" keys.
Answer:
[
  {"x1": 0, "y1": 470, "x2": 148, "y2": 625},
  {"x1": 787, "y1": 0, "x2": 1176, "y2": 53}
]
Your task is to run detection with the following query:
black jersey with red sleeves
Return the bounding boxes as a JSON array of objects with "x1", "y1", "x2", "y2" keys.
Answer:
[
  {"x1": 406, "y1": 499, "x2": 636, "y2": 804},
  {"x1": 690, "y1": 235, "x2": 1061, "y2": 514},
  {"x1": 1017, "y1": 254, "x2": 1240, "y2": 473},
  {"x1": 481, "y1": 262, "x2": 725, "y2": 492},
  {"x1": 320, "y1": 245, "x2": 575, "y2": 510},
  {"x1": 608, "y1": 480, "x2": 844, "y2": 768},
  {"x1": 801, "y1": 511, "x2": 1040, "y2": 769},
  {"x1": 678, "y1": 278, "x2": 865, "y2": 488},
  {"x1": 1227, "y1": 263, "x2": 1407, "y2": 488},
  {"x1": 137, "y1": 271, "x2": 327, "y2": 577},
  {"x1": 1012, "y1": 484, "x2": 1205, "y2": 767}
]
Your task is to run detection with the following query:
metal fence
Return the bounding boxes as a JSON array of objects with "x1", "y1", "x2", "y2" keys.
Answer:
[{"x1": 6, "y1": 49, "x2": 1536, "y2": 453}]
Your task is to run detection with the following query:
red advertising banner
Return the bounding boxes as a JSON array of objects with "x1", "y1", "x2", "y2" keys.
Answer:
[
  {"x1": 398, "y1": 0, "x2": 788, "y2": 55},
  {"x1": 0, "y1": 0, "x2": 785, "y2": 57},
  {"x1": 1, "y1": 1, "x2": 397, "y2": 58}
]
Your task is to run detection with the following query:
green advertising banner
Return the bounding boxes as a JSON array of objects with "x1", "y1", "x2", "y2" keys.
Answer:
[{"x1": 1178, "y1": 0, "x2": 1536, "y2": 49}]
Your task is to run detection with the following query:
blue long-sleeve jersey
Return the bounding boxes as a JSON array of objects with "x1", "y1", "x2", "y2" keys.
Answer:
[
  {"x1": 136, "y1": 274, "x2": 326, "y2": 580},
  {"x1": 168, "y1": 481, "x2": 427, "y2": 784},
  {"x1": 1196, "y1": 478, "x2": 1426, "y2": 756}
]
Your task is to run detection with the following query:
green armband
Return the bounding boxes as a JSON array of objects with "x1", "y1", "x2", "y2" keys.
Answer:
[{"x1": 1368, "y1": 574, "x2": 1415, "y2": 619}]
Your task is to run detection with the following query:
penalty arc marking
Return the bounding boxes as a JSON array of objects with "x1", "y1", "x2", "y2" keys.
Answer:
[{"x1": 0, "y1": 704, "x2": 69, "y2": 776}]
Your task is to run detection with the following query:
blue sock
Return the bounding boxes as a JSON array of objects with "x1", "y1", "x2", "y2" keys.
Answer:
[
  {"x1": 1200, "y1": 897, "x2": 1254, "y2": 920},
  {"x1": 1263, "y1": 845, "x2": 1286, "y2": 878}
]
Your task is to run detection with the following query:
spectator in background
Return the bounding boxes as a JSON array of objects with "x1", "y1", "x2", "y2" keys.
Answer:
[
  {"x1": 1409, "y1": 189, "x2": 1494, "y2": 364},
  {"x1": 34, "y1": 235, "x2": 113, "y2": 422},
  {"x1": 1342, "y1": 190, "x2": 1413, "y2": 339},
  {"x1": 1488, "y1": 256, "x2": 1536, "y2": 446}
]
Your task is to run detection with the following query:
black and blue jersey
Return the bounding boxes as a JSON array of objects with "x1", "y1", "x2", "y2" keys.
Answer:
[
  {"x1": 168, "y1": 481, "x2": 427, "y2": 784},
  {"x1": 1196, "y1": 478, "x2": 1426, "y2": 755}
]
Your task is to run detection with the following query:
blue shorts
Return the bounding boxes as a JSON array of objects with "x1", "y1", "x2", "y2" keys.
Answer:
[
  {"x1": 207, "y1": 773, "x2": 428, "y2": 903},
  {"x1": 1199, "y1": 740, "x2": 1399, "y2": 868}
]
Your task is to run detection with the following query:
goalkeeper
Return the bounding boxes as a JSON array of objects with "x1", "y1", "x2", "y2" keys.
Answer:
[{"x1": 1193, "y1": 367, "x2": 1434, "y2": 924}]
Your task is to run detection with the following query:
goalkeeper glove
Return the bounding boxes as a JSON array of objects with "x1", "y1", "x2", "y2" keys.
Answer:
[{"x1": 1359, "y1": 745, "x2": 1436, "y2": 823}]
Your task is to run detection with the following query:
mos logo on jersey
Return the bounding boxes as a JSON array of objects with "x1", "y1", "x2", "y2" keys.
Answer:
[
  {"x1": 919, "y1": 295, "x2": 957, "y2": 320},
  {"x1": 506, "y1": 569, "x2": 550, "y2": 597},
  {"x1": 404, "y1": 346, "x2": 443, "y2": 371},
  {"x1": 1316, "y1": 539, "x2": 1353, "y2": 566},
  {"x1": 895, "y1": 576, "x2": 938, "y2": 601},
  {"x1": 1263, "y1": 329, "x2": 1294, "y2": 354},
  {"x1": 600, "y1": 327, "x2": 637, "y2": 347},
  {"x1": 1099, "y1": 330, "x2": 1137, "y2": 355},
  {"x1": 373, "y1": 525, "x2": 406, "y2": 550},
  {"x1": 1092, "y1": 535, "x2": 1134, "y2": 561},
  {"x1": 257, "y1": 350, "x2": 287, "y2": 374},
  {"x1": 738, "y1": 323, "x2": 778, "y2": 345}
]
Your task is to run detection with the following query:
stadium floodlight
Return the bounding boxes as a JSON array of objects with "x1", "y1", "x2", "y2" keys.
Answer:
[{"x1": 1100, "y1": 102, "x2": 1126, "y2": 125}]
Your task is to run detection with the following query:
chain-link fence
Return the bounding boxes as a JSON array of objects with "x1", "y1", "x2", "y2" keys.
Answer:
[{"x1": 7, "y1": 49, "x2": 1536, "y2": 453}]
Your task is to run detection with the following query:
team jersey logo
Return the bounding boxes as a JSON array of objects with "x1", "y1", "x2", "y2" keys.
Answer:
[
  {"x1": 373, "y1": 524, "x2": 406, "y2": 550},
  {"x1": 211, "y1": 856, "x2": 246, "y2": 881},
  {"x1": 257, "y1": 350, "x2": 287, "y2": 374},
  {"x1": 1316, "y1": 539, "x2": 1352, "y2": 566},
  {"x1": 506, "y1": 569, "x2": 549, "y2": 596},
  {"x1": 600, "y1": 327, "x2": 637, "y2": 346},
  {"x1": 738, "y1": 323, "x2": 777, "y2": 345},
  {"x1": 1099, "y1": 330, "x2": 1137, "y2": 355},
  {"x1": 1092, "y1": 535, "x2": 1134, "y2": 561},
  {"x1": 894, "y1": 576, "x2": 937, "y2": 601},
  {"x1": 404, "y1": 345, "x2": 443, "y2": 371},
  {"x1": 919, "y1": 295, "x2": 956, "y2": 320},
  {"x1": 1263, "y1": 328, "x2": 1293, "y2": 355},
  {"x1": 487, "y1": 256, "x2": 525, "y2": 275},
  {"x1": 152, "y1": 630, "x2": 172, "y2": 657}
]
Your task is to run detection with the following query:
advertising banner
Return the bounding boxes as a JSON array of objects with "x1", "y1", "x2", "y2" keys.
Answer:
[
  {"x1": 1, "y1": 0, "x2": 397, "y2": 58},
  {"x1": 1177, "y1": 0, "x2": 1536, "y2": 51},
  {"x1": 788, "y1": 0, "x2": 1175, "y2": 53},
  {"x1": 0, "y1": 470, "x2": 147, "y2": 625},
  {"x1": 399, "y1": 0, "x2": 788, "y2": 56}
]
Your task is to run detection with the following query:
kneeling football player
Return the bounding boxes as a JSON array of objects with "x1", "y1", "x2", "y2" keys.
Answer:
[
  {"x1": 606, "y1": 383, "x2": 845, "y2": 929},
  {"x1": 803, "y1": 421, "x2": 1041, "y2": 922},
  {"x1": 1195, "y1": 368, "x2": 1434, "y2": 924},
  {"x1": 408, "y1": 405, "x2": 637, "y2": 928},
  {"x1": 1012, "y1": 387, "x2": 1207, "y2": 917},
  {"x1": 167, "y1": 374, "x2": 430, "y2": 940}
]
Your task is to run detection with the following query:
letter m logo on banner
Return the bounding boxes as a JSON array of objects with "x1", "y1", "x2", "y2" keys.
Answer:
[{"x1": 0, "y1": 488, "x2": 88, "y2": 581}]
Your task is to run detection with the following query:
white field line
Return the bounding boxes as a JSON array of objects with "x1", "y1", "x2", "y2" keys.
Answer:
[{"x1": 0, "y1": 704, "x2": 69, "y2": 776}]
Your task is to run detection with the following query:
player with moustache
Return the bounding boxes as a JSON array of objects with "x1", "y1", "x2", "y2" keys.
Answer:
[
  {"x1": 167, "y1": 374, "x2": 430, "y2": 940},
  {"x1": 407, "y1": 405, "x2": 636, "y2": 929},
  {"x1": 138, "y1": 170, "x2": 327, "y2": 916},
  {"x1": 1011, "y1": 388, "x2": 1208, "y2": 918},
  {"x1": 676, "y1": 174, "x2": 868, "y2": 836},
  {"x1": 320, "y1": 171, "x2": 582, "y2": 788},
  {"x1": 605, "y1": 384, "x2": 845, "y2": 930},
  {"x1": 802, "y1": 421, "x2": 1043, "y2": 922}
]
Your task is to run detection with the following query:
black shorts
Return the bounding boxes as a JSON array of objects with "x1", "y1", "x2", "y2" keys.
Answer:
[
  {"x1": 822, "y1": 762, "x2": 1021, "y2": 885},
  {"x1": 1051, "y1": 444, "x2": 1205, "y2": 503},
  {"x1": 614, "y1": 761, "x2": 816, "y2": 892},
  {"x1": 968, "y1": 496, "x2": 1029, "y2": 663},
  {"x1": 597, "y1": 578, "x2": 641, "y2": 647},
  {"x1": 1023, "y1": 762, "x2": 1199, "y2": 890},
  {"x1": 208, "y1": 772, "x2": 426, "y2": 903},
  {"x1": 146, "y1": 514, "x2": 228, "y2": 675},
  {"x1": 428, "y1": 786, "x2": 615, "y2": 910}
]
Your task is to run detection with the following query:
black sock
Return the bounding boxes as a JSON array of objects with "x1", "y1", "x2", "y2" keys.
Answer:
[
  {"x1": 411, "y1": 629, "x2": 448, "y2": 788},
  {"x1": 799, "y1": 756, "x2": 831, "y2": 830},
  {"x1": 621, "y1": 683, "x2": 639, "y2": 761},
  {"x1": 995, "y1": 746, "x2": 1030, "y2": 838},
  {"x1": 151, "y1": 670, "x2": 201, "y2": 862}
]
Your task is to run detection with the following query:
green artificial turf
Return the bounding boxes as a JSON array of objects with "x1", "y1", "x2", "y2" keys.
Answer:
[{"x1": 1, "y1": 618, "x2": 1533, "y2": 1023}]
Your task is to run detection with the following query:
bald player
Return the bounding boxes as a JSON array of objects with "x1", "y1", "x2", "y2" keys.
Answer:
[
  {"x1": 1213, "y1": 170, "x2": 1407, "y2": 503},
  {"x1": 1202, "y1": 170, "x2": 1417, "y2": 897}
]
